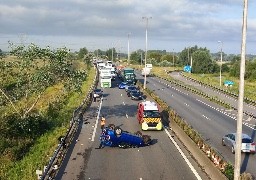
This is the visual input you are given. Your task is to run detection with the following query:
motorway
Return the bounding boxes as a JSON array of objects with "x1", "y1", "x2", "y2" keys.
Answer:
[
  {"x1": 137, "y1": 72, "x2": 256, "y2": 177},
  {"x1": 171, "y1": 72, "x2": 256, "y2": 120},
  {"x1": 56, "y1": 78, "x2": 210, "y2": 180}
]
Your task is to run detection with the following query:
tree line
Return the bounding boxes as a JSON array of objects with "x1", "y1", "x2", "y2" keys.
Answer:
[
  {"x1": 73, "y1": 46, "x2": 256, "y2": 81},
  {"x1": 129, "y1": 45, "x2": 256, "y2": 81}
]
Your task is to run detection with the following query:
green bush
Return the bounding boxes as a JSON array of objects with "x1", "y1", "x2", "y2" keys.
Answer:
[{"x1": 224, "y1": 163, "x2": 234, "y2": 180}]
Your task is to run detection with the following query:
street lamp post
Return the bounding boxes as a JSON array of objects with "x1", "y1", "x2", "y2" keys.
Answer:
[
  {"x1": 218, "y1": 41, "x2": 223, "y2": 86},
  {"x1": 142, "y1": 16, "x2": 152, "y2": 89},
  {"x1": 128, "y1": 33, "x2": 131, "y2": 64},
  {"x1": 141, "y1": 52, "x2": 143, "y2": 67},
  {"x1": 172, "y1": 49, "x2": 175, "y2": 71},
  {"x1": 187, "y1": 46, "x2": 190, "y2": 65},
  {"x1": 234, "y1": 1, "x2": 248, "y2": 179},
  {"x1": 112, "y1": 44, "x2": 114, "y2": 62}
]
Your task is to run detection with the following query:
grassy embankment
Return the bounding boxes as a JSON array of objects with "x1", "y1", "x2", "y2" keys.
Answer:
[
  {"x1": 183, "y1": 72, "x2": 256, "y2": 101},
  {"x1": 0, "y1": 60, "x2": 96, "y2": 180},
  {"x1": 130, "y1": 64, "x2": 256, "y2": 101}
]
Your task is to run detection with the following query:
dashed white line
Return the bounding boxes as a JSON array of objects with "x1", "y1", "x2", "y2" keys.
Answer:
[
  {"x1": 196, "y1": 98, "x2": 256, "y2": 130},
  {"x1": 202, "y1": 115, "x2": 211, "y2": 120},
  {"x1": 91, "y1": 97, "x2": 103, "y2": 142},
  {"x1": 164, "y1": 129, "x2": 202, "y2": 180},
  {"x1": 184, "y1": 103, "x2": 189, "y2": 106}
]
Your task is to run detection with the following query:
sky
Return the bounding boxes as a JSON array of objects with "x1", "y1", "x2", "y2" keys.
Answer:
[{"x1": 0, "y1": 0, "x2": 256, "y2": 55}]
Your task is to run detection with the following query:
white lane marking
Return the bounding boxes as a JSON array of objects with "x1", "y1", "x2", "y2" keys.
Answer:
[
  {"x1": 196, "y1": 99, "x2": 256, "y2": 130},
  {"x1": 164, "y1": 129, "x2": 202, "y2": 180},
  {"x1": 91, "y1": 97, "x2": 103, "y2": 142},
  {"x1": 202, "y1": 115, "x2": 211, "y2": 121},
  {"x1": 245, "y1": 117, "x2": 252, "y2": 121}
]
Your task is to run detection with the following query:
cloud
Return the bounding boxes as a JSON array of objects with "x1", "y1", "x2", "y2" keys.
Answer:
[{"x1": 0, "y1": 0, "x2": 255, "y2": 54}]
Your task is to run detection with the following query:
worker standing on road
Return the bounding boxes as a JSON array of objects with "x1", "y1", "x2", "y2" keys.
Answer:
[{"x1": 100, "y1": 116, "x2": 106, "y2": 131}]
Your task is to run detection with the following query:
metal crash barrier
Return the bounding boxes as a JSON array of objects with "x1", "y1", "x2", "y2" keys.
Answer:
[{"x1": 39, "y1": 67, "x2": 98, "y2": 180}]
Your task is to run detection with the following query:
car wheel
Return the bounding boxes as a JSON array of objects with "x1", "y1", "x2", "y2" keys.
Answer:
[
  {"x1": 114, "y1": 127, "x2": 122, "y2": 136},
  {"x1": 142, "y1": 135, "x2": 151, "y2": 145},
  {"x1": 222, "y1": 139, "x2": 226, "y2": 146},
  {"x1": 231, "y1": 146, "x2": 235, "y2": 154}
]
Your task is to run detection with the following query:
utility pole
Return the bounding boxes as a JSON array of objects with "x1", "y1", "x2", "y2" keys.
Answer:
[
  {"x1": 142, "y1": 16, "x2": 152, "y2": 89},
  {"x1": 234, "y1": 0, "x2": 248, "y2": 179}
]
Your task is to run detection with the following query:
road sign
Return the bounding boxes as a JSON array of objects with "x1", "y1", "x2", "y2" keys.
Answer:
[
  {"x1": 183, "y1": 65, "x2": 192, "y2": 73},
  {"x1": 224, "y1": 80, "x2": 234, "y2": 87}
]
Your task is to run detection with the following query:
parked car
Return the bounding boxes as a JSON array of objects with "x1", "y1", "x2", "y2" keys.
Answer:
[
  {"x1": 222, "y1": 133, "x2": 256, "y2": 154},
  {"x1": 127, "y1": 89, "x2": 139, "y2": 97},
  {"x1": 118, "y1": 82, "x2": 132, "y2": 89},
  {"x1": 93, "y1": 89, "x2": 103, "y2": 98},
  {"x1": 130, "y1": 91, "x2": 143, "y2": 100},
  {"x1": 99, "y1": 124, "x2": 152, "y2": 148},
  {"x1": 125, "y1": 85, "x2": 138, "y2": 92}
]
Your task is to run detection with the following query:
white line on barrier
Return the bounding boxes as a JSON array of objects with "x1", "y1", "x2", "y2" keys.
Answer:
[
  {"x1": 164, "y1": 129, "x2": 202, "y2": 180},
  {"x1": 91, "y1": 97, "x2": 103, "y2": 142}
]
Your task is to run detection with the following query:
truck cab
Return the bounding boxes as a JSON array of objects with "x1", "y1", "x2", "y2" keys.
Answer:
[{"x1": 137, "y1": 101, "x2": 163, "y2": 130}]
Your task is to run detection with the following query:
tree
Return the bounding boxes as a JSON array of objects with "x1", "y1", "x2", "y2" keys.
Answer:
[
  {"x1": 0, "y1": 49, "x2": 3, "y2": 59},
  {"x1": 160, "y1": 54, "x2": 171, "y2": 62},
  {"x1": 221, "y1": 63, "x2": 230, "y2": 73},
  {"x1": 106, "y1": 48, "x2": 116, "y2": 61},
  {"x1": 179, "y1": 45, "x2": 208, "y2": 66},
  {"x1": 229, "y1": 60, "x2": 240, "y2": 77},
  {"x1": 192, "y1": 50, "x2": 217, "y2": 73},
  {"x1": 245, "y1": 60, "x2": 256, "y2": 80},
  {"x1": 94, "y1": 49, "x2": 105, "y2": 57},
  {"x1": 230, "y1": 55, "x2": 241, "y2": 65},
  {"x1": 130, "y1": 50, "x2": 144, "y2": 64},
  {"x1": 148, "y1": 52, "x2": 162, "y2": 63},
  {"x1": 78, "y1": 47, "x2": 88, "y2": 59},
  {"x1": 84, "y1": 53, "x2": 93, "y2": 70},
  {"x1": 2, "y1": 42, "x2": 87, "y2": 118}
]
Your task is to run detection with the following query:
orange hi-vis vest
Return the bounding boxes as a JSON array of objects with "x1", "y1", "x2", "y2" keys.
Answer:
[{"x1": 100, "y1": 117, "x2": 106, "y2": 126}]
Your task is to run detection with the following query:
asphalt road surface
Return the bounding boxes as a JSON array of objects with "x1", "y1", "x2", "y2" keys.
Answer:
[
  {"x1": 136, "y1": 72, "x2": 256, "y2": 177},
  {"x1": 170, "y1": 72, "x2": 256, "y2": 118},
  {"x1": 56, "y1": 78, "x2": 209, "y2": 180}
]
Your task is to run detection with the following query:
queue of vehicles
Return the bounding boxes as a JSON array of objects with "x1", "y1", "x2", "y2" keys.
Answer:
[
  {"x1": 95, "y1": 60, "x2": 117, "y2": 88},
  {"x1": 96, "y1": 62, "x2": 256, "y2": 154},
  {"x1": 95, "y1": 64, "x2": 159, "y2": 148},
  {"x1": 117, "y1": 68, "x2": 163, "y2": 131}
]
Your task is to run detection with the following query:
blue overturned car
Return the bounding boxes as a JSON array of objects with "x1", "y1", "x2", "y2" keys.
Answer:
[{"x1": 100, "y1": 124, "x2": 152, "y2": 148}]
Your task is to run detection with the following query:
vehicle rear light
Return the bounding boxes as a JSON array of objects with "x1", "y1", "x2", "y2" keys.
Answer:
[{"x1": 251, "y1": 142, "x2": 255, "y2": 146}]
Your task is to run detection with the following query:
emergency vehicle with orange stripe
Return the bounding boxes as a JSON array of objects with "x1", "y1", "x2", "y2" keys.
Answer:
[{"x1": 137, "y1": 101, "x2": 163, "y2": 130}]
